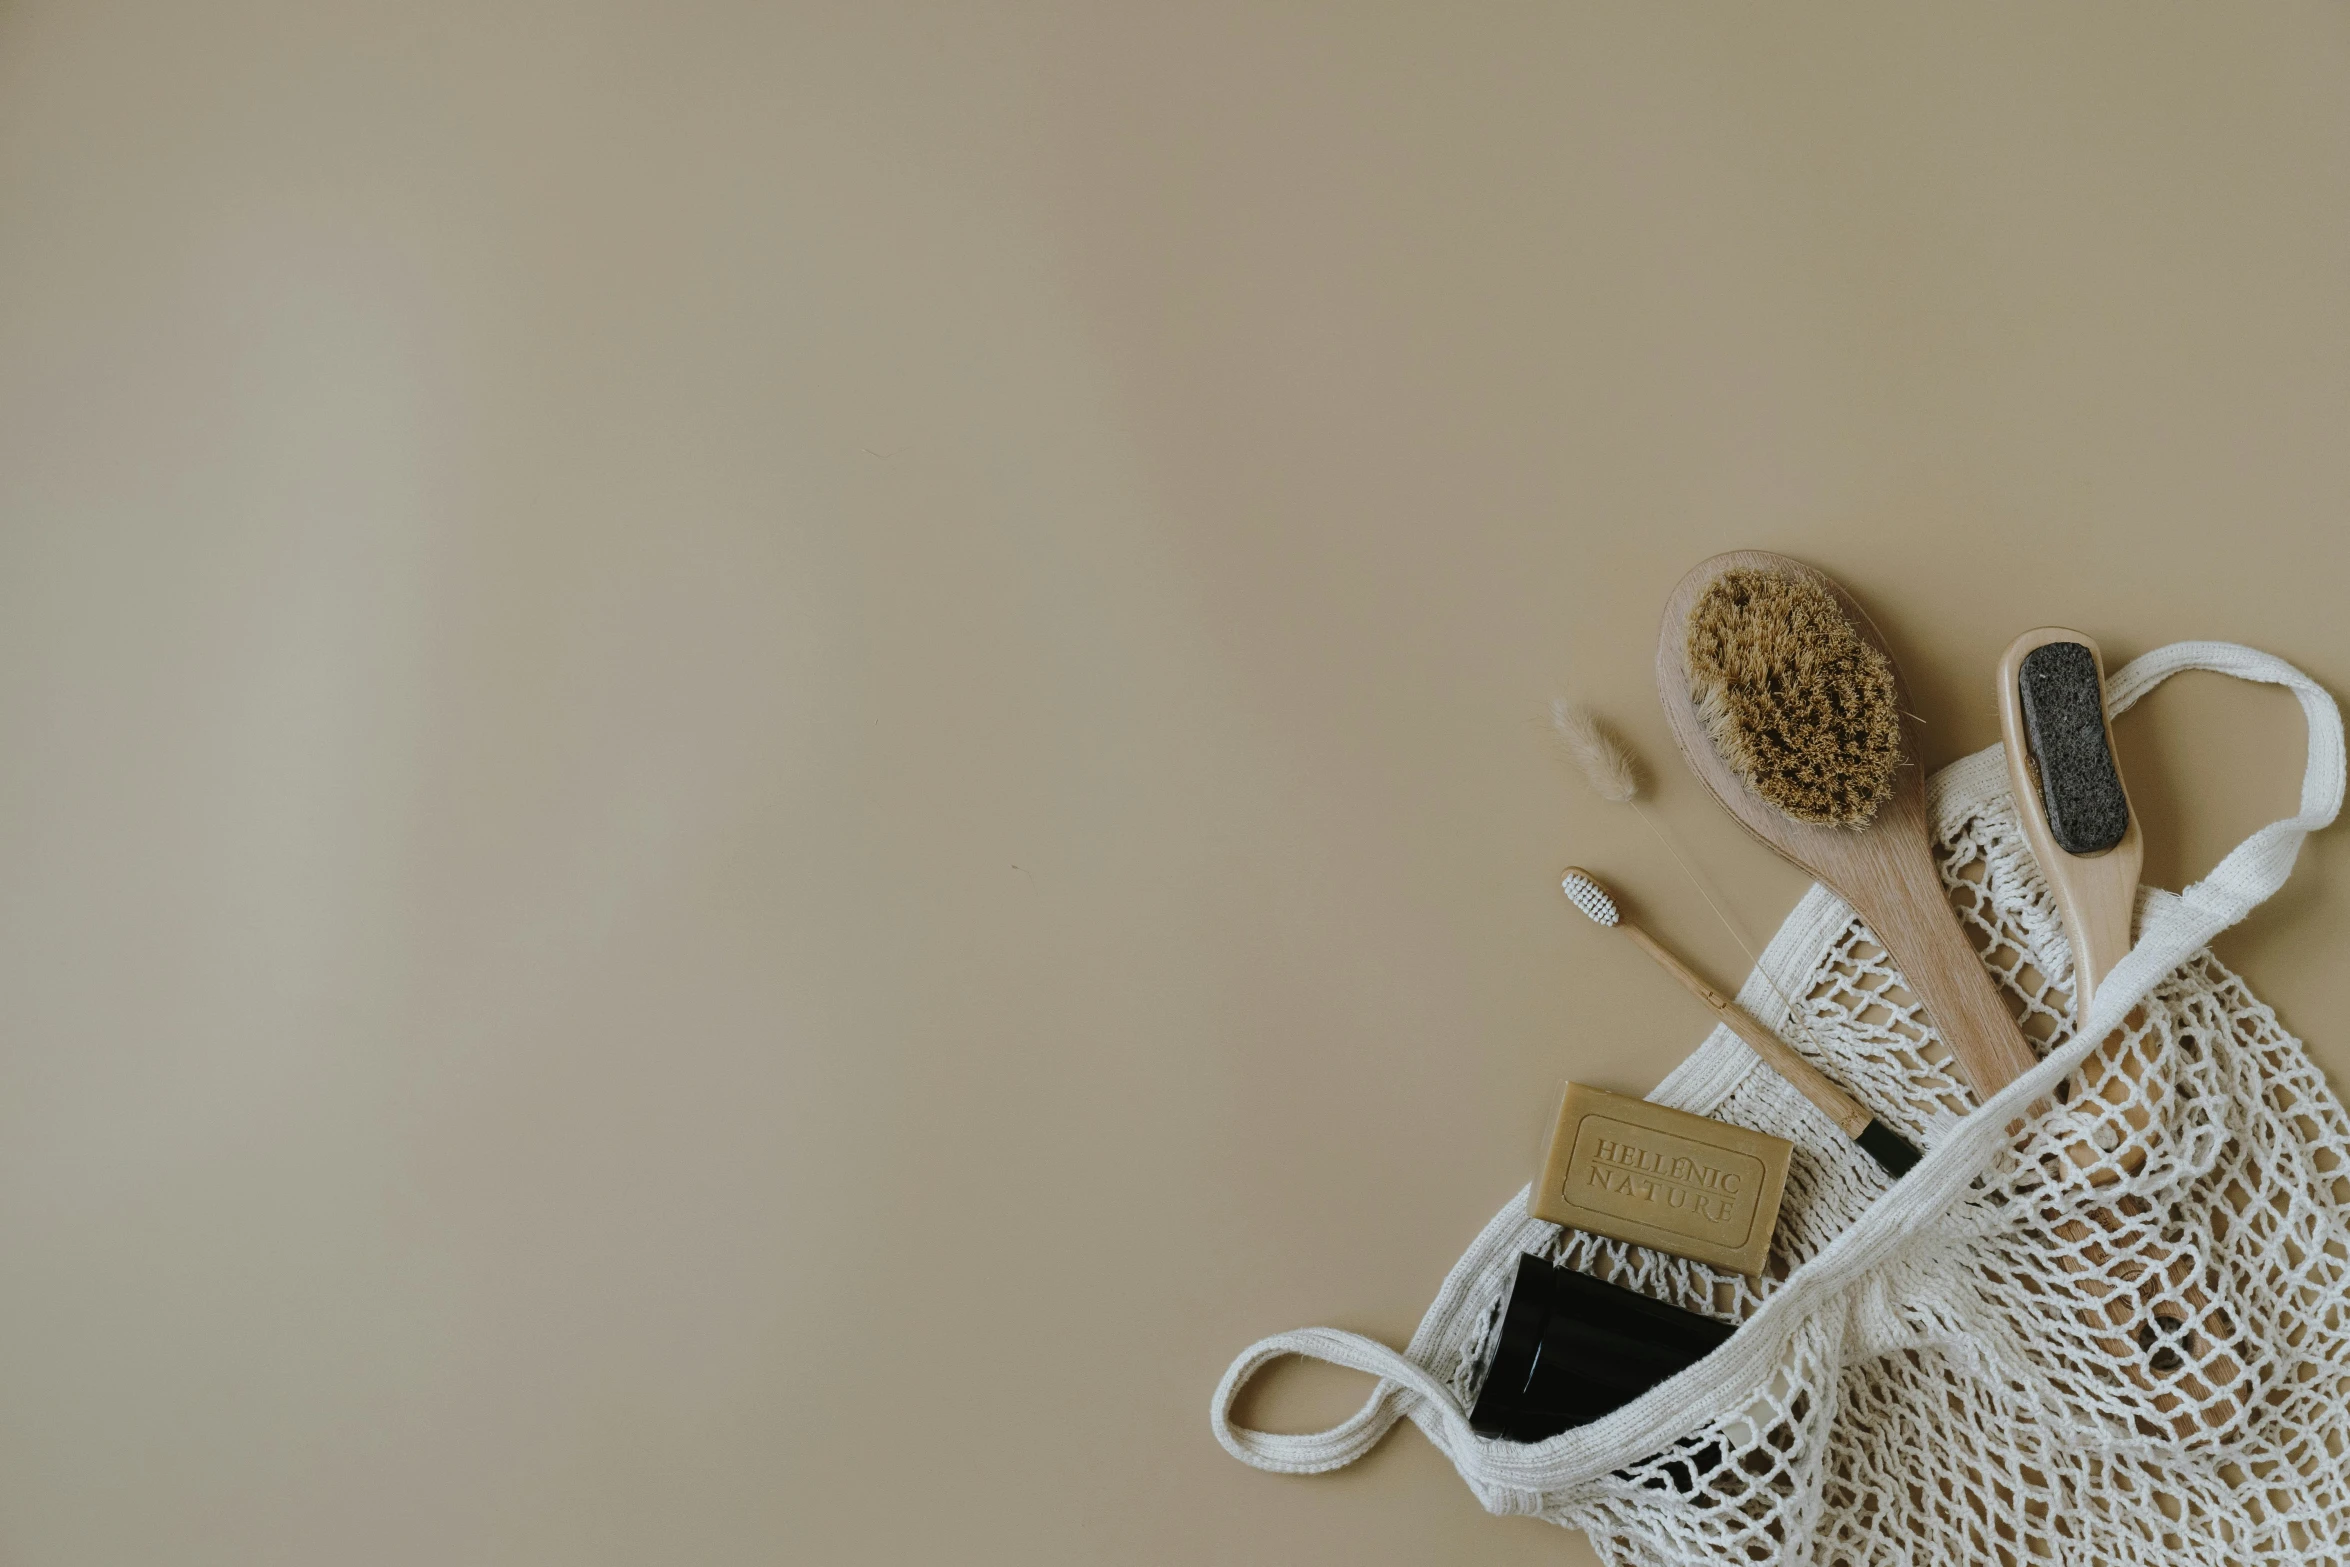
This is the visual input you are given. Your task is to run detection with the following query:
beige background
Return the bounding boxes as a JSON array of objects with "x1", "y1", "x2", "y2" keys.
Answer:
[{"x1": 2, "y1": 4, "x2": 2347, "y2": 1563}]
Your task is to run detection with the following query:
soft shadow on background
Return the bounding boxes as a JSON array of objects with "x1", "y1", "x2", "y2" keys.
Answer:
[{"x1": 0, "y1": 4, "x2": 2345, "y2": 1564}]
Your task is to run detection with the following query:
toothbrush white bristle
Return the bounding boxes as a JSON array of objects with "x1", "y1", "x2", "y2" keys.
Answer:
[{"x1": 1560, "y1": 868, "x2": 1620, "y2": 928}]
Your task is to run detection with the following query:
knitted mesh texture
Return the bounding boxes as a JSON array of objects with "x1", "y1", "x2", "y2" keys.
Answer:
[{"x1": 1434, "y1": 759, "x2": 2350, "y2": 1564}]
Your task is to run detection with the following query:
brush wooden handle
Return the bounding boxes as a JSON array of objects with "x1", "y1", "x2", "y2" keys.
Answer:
[
  {"x1": 1617, "y1": 922, "x2": 1875, "y2": 1140},
  {"x1": 1657, "y1": 551, "x2": 2041, "y2": 1101},
  {"x1": 1996, "y1": 630, "x2": 2151, "y2": 1172},
  {"x1": 1996, "y1": 630, "x2": 2235, "y2": 1437},
  {"x1": 1996, "y1": 628, "x2": 2143, "y2": 1007}
]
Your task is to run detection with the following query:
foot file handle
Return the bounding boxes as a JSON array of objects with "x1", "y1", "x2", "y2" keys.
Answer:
[
  {"x1": 1997, "y1": 630, "x2": 2236, "y2": 1439},
  {"x1": 1998, "y1": 629, "x2": 2143, "y2": 1005}
]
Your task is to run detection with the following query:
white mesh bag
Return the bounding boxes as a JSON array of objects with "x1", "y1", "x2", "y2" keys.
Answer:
[{"x1": 1212, "y1": 642, "x2": 2350, "y2": 1566}]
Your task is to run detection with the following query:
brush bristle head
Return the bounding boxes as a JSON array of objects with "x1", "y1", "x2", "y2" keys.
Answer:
[
  {"x1": 1560, "y1": 868, "x2": 1620, "y2": 927},
  {"x1": 1685, "y1": 567, "x2": 1903, "y2": 829},
  {"x1": 1551, "y1": 700, "x2": 1641, "y2": 804}
]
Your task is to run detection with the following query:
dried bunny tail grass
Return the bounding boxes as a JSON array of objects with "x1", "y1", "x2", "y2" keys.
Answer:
[
  {"x1": 1551, "y1": 699, "x2": 1641, "y2": 803},
  {"x1": 1685, "y1": 567, "x2": 1903, "y2": 829}
]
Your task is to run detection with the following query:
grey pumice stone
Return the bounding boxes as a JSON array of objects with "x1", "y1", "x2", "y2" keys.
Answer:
[{"x1": 2018, "y1": 641, "x2": 2130, "y2": 855}]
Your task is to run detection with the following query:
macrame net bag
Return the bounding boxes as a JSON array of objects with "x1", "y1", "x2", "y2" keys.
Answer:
[{"x1": 1212, "y1": 643, "x2": 2350, "y2": 1566}]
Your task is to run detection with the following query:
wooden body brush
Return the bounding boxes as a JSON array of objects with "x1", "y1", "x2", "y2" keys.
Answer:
[{"x1": 1656, "y1": 552, "x2": 2040, "y2": 1103}]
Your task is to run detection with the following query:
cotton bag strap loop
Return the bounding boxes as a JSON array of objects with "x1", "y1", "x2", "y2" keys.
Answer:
[
  {"x1": 1208, "y1": 1327, "x2": 1470, "y2": 1475},
  {"x1": 1211, "y1": 641, "x2": 2343, "y2": 1507},
  {"x1": 2086, "y1": 639, "x2": 2347, "y2": 1045}
]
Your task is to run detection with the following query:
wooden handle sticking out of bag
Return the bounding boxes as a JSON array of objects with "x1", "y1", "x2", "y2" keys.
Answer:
[
  {"x1": 1999, "y1": 630, "x2": 2144, "y2": 1008},
  {"x1": 1999, "y1": 630, "x2": 2150, "y2": 1177},
  {"x1": 1998, "y1": 629, "x2": 2240, "y2": 1438}
]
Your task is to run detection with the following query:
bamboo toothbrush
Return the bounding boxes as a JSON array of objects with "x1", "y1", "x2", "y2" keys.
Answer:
[{"x1": 1561, "y1": 867, "x2": 1921, "y2": 1177}]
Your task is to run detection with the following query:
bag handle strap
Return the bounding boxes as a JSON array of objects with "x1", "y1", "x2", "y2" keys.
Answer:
[
  {"x1": 1208, "y1": 1325, "x2": 1485, "y2": 1477},
  {"x1": 2068, "y1": 640, "x2": 2344, "y2": 1049}
]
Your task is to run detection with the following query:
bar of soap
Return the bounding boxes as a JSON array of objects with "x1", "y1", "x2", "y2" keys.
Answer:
[{"x1": 1530, "y1": 1083, "x2": 1793, "y2": 1277}]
